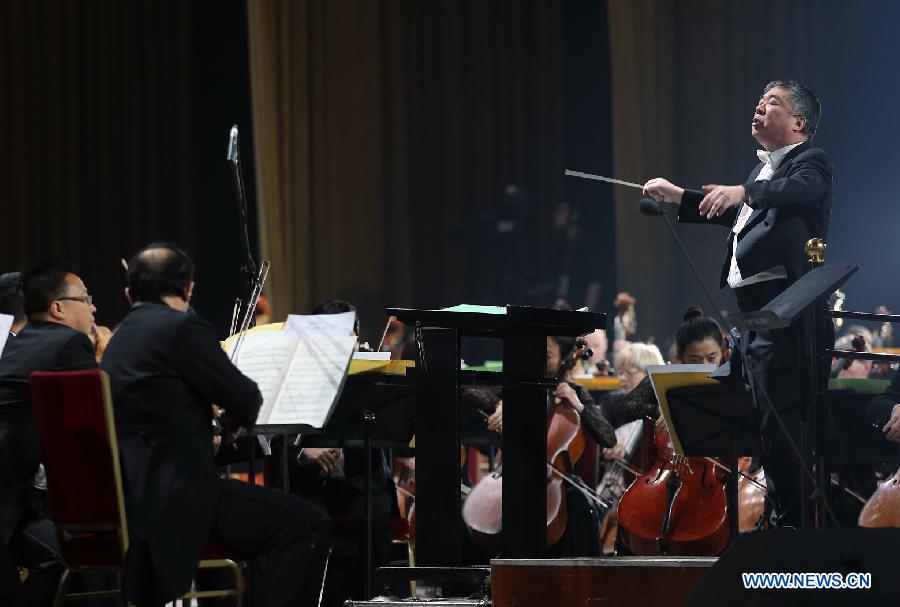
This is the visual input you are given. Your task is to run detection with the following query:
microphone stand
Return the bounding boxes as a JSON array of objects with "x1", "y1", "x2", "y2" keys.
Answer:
[
  {"x1": 639, "y1": 198, "x2": 728, "y2": 330},
  {"x1": 227, "y1": 125, "x2": 270, "y2": 485},
  {"x1": 228, "y1": 125, "x2": 258, "y2": 291}
]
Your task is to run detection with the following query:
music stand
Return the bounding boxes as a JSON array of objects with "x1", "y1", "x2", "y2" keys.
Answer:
[
  {"x1": 387, "y1": 304, "x2": 605, "y2": 564},
  {"x1": 663, "y1": 382, "x2": 762, "y2": 542},
  {"x1": 725, "y1": 261, "x2": 861, "y2": 527},
  {"x1": 286, "y1": 373, "x2": 416, "y2": 598}
]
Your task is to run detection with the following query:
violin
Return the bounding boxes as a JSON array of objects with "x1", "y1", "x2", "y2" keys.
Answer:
[
  {"x1": 616, "y1": 418, "x2": 730, "y2": 556},
  {"x1": 462, "y1": 336, "x2": 595, "y2": 553},
  {"x1": 91, "y1": 324, "x2": 113, "y2": 363}
]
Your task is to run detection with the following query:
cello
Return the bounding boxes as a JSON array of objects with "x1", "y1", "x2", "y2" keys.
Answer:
[
  {"x1": 461, "y1": 337, "x2": 596, "y2": 553},
  {"x1": 617, "y1": 418, "x2": 731, "y2": 556}
]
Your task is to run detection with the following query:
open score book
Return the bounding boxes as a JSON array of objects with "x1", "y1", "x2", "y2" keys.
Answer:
[{"x1": 229, "y1": 312, "x2": 357, "y2": 431}]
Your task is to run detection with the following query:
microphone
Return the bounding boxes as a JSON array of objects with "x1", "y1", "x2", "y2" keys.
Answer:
[
  {"x1": 227, "y1": 125, "x2": 239, "y2": 164},
  {"x1": 639, "y1": 197, "x2": 663, "y2": 216}
]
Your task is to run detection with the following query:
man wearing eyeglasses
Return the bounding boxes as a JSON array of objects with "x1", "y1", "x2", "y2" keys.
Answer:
[{"x1": 0, "y1": 259, "x2": 99, "y2": 606}]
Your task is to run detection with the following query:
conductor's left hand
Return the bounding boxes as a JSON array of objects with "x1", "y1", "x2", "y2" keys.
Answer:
[{"x1": 698, "y1": 184, "x2": 746, "y2": 219}]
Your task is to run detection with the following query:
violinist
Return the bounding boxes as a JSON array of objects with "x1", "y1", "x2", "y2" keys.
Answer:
[
  {"x1": 101, "y1": 243, "x2": 330, "y2": 607},
  {"x1": 0, "y1": 260, "x2": 100, "y2": 605}
]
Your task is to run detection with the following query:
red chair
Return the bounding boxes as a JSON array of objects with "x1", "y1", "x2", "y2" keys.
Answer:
[{"x1": 30, "y1": 369, "x2": 246, "y2": 606}]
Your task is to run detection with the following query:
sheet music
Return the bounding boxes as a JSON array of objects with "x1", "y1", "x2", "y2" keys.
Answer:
[
  {"x1": 647, "y1": 364, "x2": 718, "y2": 455},
  {"x1": 232, "y1": 332, "x2": 298, "y2": 424},
  {"x1": 0, "y1": 314, "x2": 13, "y2": 357},
  {"x1": 268, "y1": 335, "x2": 357, "y2": 427},
  {"x1": 284, "y1": 311, "x2": 356, "y2": 338}
]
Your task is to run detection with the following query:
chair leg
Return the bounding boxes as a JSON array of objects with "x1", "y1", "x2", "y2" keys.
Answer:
[
  {"x1": 53, "y1": 568, "x2": 72, "y2": 607},
  {"x1": 226, "y1": 560, "x2": 244, "y2": 607}
]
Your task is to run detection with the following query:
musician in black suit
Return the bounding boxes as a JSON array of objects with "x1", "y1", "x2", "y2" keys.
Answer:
[
  {"x1": 643, "y1": 80, "x2": 833, "y2": 527},
  {"x1": 0, "y1": 260, "x2": 99, "y2": 605},
  {"x1": 101, "y1": 243, "x2": 329, "y2": 607}
]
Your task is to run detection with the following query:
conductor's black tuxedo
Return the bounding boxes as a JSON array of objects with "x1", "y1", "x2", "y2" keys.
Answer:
[
  {"x1": 678, "y1": 141, "x2": 833, "y2": 287},
  {"x1": 102, "y1": 302, "x2": 329, "y2": 606},
  {"x1": 0, "y1": 321, "x2": 96, "y2": 603},
  {"x1": 678, "y1": 141, "x2": 834, "y2": 526}
]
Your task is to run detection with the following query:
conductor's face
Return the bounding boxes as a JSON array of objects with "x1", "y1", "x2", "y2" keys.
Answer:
[{"x1": 751, "y1": 86, "x2": 805, "y2": 151}]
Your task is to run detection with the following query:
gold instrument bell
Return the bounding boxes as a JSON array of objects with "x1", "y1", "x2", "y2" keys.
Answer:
[{"x1": 805, "y1": 238, "x2": 826, "y2": 265}]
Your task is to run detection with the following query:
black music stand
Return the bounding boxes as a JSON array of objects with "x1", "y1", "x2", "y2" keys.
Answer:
[
  {"x1": 387, "y1": 304, "x2": 605, "y2": 565},
  {"x1": 725, "y1": 261, "x2": 861, "y2": 527},
  {"x1": 280, "y1": 373, "x2": 415, "y2": 598},
  {"x1": 663, "y1": 382, "x2": 762, "y2": 542}
]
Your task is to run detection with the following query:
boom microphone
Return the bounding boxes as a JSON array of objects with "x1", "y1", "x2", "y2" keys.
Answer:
[
  {"x1": 639, "y1": 197, "x2": 663, "y2": 216},
  {"x1": 227, "y1": 125, "x2": 239, "y2": 164}
]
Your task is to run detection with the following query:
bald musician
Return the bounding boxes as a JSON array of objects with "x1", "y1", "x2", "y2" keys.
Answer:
[
  {"x1": 643, "y1": 80, "x2": 833, "y2": 527},
  {"x1": 101, "y1": 243, "x2": 329, "y2": 607}
]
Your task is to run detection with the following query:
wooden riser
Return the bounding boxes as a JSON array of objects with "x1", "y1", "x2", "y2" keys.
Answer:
[{"x1": 491, "y1": 557, "x2": 716, "y2": 607}]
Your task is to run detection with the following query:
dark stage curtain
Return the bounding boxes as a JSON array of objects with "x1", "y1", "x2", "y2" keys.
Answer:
[
  {"x1": 0, "y1": 0, "x2": 194, "y2": 326},
  {"x1": 607, "y1": 1, "x2": 826, "y2": 341},
  {"x1": 247, "y1": 0, "x2": 565, "y2": 335}
]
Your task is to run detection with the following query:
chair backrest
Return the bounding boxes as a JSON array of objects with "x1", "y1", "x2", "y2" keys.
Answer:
[{"x1": 30, "y1": 369, "x2": 129, "y2": 565}]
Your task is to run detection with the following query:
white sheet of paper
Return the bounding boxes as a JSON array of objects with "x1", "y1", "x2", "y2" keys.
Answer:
[
  {"x1": 0, "y1": 314, "x2": 13, "y2": 357},
  {"x1": 284, "y1": 311, "x2": 356, "y2": 339},
  {"x1": 269, "y1": 335, "x2": 357, "y2": 427},
  {"x1": 232, "y1": 332, "x2": 298, "y2": 424}
]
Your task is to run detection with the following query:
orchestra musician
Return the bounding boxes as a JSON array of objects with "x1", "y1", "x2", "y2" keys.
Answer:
[
  {"x1": 600, "y1": 342, "x2": 665, "y2": 447},
  {"x1": 101, "y1": 243, "x2": 330, "y2": 607},
  {"x1": 606, "y1": 309, "x2": 726, "y2": 430},
  {"x1": 0, "y1": 260, "x2": 100, "y2": 605},
  {"x1": 490, "y1": 335, "x2": 617, "y2": 453},
  {"x1": 594, "y1": 342, "x2": 665, "y2": 521},
  {"x1": 485, "y1": 334, "x2": 617, "y2": 557},
  {"x1": 643, "y1": 80, "x2": 832, "y2": 526}
]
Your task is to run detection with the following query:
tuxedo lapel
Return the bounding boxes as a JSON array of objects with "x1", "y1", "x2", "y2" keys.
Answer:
[{"x1": 736, "y1": 142, "x2": 809, "y2": 237}]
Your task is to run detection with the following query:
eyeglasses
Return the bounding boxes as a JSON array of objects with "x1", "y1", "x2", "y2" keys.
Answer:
[{"x1": 57, "y1": 295, "x2": 93, "y2": 306}]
